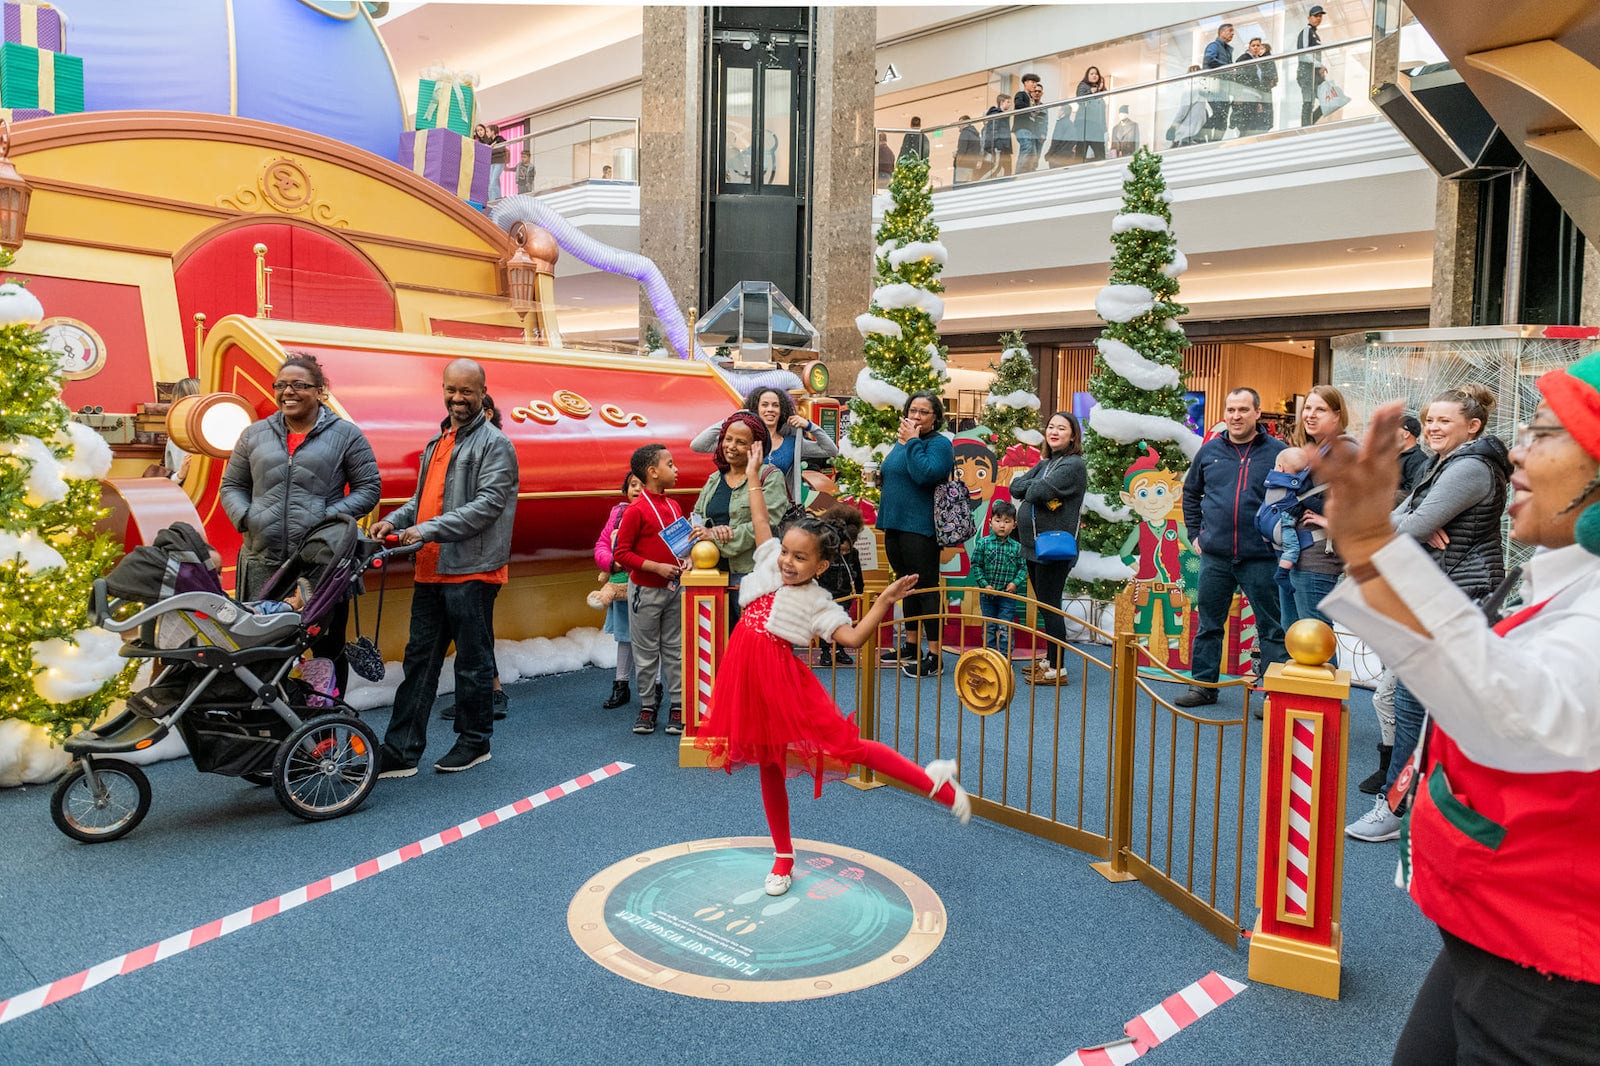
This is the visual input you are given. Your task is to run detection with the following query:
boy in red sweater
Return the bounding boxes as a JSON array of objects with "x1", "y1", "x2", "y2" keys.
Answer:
[{"x1": 612, "y1": 444, "x2": 686, "y2": 735}]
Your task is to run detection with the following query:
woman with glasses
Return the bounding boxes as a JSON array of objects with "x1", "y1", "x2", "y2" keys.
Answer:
[
  {"x1": 220, "y1": 351, "x2": 382, "y2": 694},
  {"x1": 1347, "y1": 384, "x2": 1513, "y2": 842},
  {"x1": 1315, "y1": 353, "x2": 1600, "y2": 1062}
]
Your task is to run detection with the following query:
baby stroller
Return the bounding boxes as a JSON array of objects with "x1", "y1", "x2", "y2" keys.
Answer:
[{"x1": 51, "y1": 516, "x2": 415, "y2": 842}]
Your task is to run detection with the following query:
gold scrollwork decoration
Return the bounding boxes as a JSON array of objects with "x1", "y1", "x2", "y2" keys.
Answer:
[
  {"x1": 510, "y1": 399, "x2": 560, "y2": 424},
  {"x1": 953, "y1": 647, "x2": 1014, "y2": 716},
  {"x1": 599, "y1": 403, "x2": 648, "y2": 428},
  {"x1": 216, "y1": 156, "x2": 349, "y2": 228},
  {"x1": 552, "y1": 389, "x2": 593, "y2": 418}
]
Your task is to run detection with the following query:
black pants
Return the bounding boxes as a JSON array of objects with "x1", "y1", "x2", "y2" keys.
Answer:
[
  {"x1": 1026, "y1": 557, "x2": 1074, "y2": 667},
  {"x1": 381, "y1": 580, "x2": 498, "y2": 767},
  {"x1": 883, "y1": 529, "x2": 941, "y2": 644},
  {"x1": 1298, "y1": 68, "x2": 1324, "y2": 126},
  {"x1": 1395, "y1": 929, "x2": 1600, "y2": 1065}
]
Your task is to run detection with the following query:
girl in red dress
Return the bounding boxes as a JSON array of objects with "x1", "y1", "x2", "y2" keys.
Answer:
[{"x1": 695, "y1": 444, "x2": 971, "y2": 896}]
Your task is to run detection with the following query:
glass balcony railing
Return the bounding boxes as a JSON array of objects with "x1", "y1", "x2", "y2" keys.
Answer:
[
  {"x1": 878, "y1": 36, "x2": 1375, "y2": 192},
  {"x1": 492, "y1": 116, "x2": 639, "y2": 199}
]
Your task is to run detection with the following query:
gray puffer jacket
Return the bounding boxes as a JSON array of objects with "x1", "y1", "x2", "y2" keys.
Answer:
[
  {"x1": 384, "y1": 411, "x2": 519, "y2": 576},
  {"x1": 220, "y1": 406, "x2": 381, "y2": 597}
]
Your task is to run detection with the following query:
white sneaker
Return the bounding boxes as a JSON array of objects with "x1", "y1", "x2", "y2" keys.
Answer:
[
  {"x1": 924, "y1": 759, "x2": 971, "y2": 825},
  {"x1": 1345, "y1": 795, "x2": 1403, "y2": 842}
]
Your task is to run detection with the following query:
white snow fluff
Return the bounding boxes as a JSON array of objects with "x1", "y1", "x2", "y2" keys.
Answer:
[
  {"x1": 32, "y1": 627, "x2": 126, "y2": 703},
  {"x1": 1, "y1": 435, "x2": 68, "y2": 506},
  {"x1": 873, "y1": 283, "x2": 945, "y2": 323},
  {"x1": 1112, "y1": 212, "x2": 1168, "y2": 234},
  {"x1": 1012, "y1": 428, "x2": 1044, "y2": 446},
  {"x1": 925, "y1": 343, "x2": 948, "y2": 374},
  {"x1": 856, "y1": 313, "x2": 903, "y2": 339},
  {"x1": 1164, "y1": 318, "x2": 1186, "y2": 333},
  {"x1": 1163, "y1": 248, "x2": 1189, "y2": 278},
  {"x1": 875, "y1": 239, "x2": 899, "y2": 260},
  {"x1": 1072, "y1": 550, "x2": 1137, "y2": 582},
  {"x1": 1001, "y1": 347, "x2": 1030, "y2": 363},
  {"x1": 0, "y1": 529, "x2": 65, "y2": 573},
  {"x1": 1095, "y1": 284, "x2": 1156, "y2": 323},
  {"x1": 57, "y1": 421, "x2": 114, "y2": 480},
  {"x1": 854, "y1": 367, "x2": 910, "y2": 410},
  {"x1": 887, "y1": 241, "x2": 949, "y2": 268},
  {"x1": 1083, "y1": 492, "x2": 1132, "y2": 522},
  {"x1": 991, "y1": 389, "x2": 1040, "y2": 411},
  {"x1": 838, "y1": 439, "x2": 890, "y2": 467},
  {"x1": 1088, "y1": 405, "x2": 1203, "y2": 460},
  {"x1": 1095, "y1": 337, "x2": 1181, "y2": 391},
  {"x1": 0, "y1": 719, "x2": 69, "y2": 787},
  {"x1": 0, "y1": 282, "x2": 44, "y2": 326},
  {"x1": 344, "y1": 627, "x2": 619, "y2": 711},
  {"x1": 646, "y1": 347, "x2": 669, "y2": 359}
]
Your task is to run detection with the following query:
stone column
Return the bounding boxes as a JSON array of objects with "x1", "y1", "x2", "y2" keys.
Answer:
[
  {"x1": 1582, "y1": 240, "x2": 1600, "y2": 327},
  {"x1": 1429, "y1": 177, "x2": 1479, "y2": 328},
  {"x1": 807, "y1": 7, "x2": 876, "y2": 389},
  {"x1": 639, "y1": 7, "x2": 704, "y2": 338}
]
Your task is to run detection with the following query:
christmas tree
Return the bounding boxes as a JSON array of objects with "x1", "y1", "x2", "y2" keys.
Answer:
[
  {"x1": 837, "y1": 153, "x2": 949, "y2": 500},
  {"x1": 1070, "y1": 149, "x2": 1201, "y2": 598},
  {"x1": 980, "y1": 329, "x2": 1042, "y2": 460},
  {"x1": 0, "y1": 250, "x2": 133, "y2": 739}
]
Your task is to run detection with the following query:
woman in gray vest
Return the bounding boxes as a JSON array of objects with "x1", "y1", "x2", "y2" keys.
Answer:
[{"x1": 1347, "y1": 383, "x2": 1512, "y2": 842}]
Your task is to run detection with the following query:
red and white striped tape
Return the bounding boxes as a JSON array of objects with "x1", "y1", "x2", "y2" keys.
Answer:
[
  {"x1": 1286, "y1": 718, "x2": 1316, "y2": 915},
  {"x1": 1056, "y1": 971, "x2": 1247, "y2": 1065},
  {"x1": 0, "y1": 761, "x2": 633, "y2": 1027}
]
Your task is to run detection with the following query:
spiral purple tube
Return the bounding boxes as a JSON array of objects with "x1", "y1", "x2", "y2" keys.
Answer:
[{"x1": 487, "y1": 195, "x2": 800, "y2": 394}]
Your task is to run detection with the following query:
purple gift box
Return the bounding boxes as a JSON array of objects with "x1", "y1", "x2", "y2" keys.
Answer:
[
  {"x1": 0, "y1": 105, "x2": 49, "y2": 122},
  {"x1": 398, "y1": 129, "x2": 489, "y2": 203},
  {"x1": 3, "y1": 3, "x2": 65, "y2": 53}
]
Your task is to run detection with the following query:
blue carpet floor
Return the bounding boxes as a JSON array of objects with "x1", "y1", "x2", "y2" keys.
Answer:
[{"x1": 0, "y1": 656, "x2": 1436, "y2": 1065}]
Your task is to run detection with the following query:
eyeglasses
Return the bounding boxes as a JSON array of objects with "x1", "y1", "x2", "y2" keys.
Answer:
[
  {"x1": 272, "y1": 381, "x2": 317, "y2": 394},
  {"x1": 1515, "y1": 422, "x2": 1567, "y2": 451}
]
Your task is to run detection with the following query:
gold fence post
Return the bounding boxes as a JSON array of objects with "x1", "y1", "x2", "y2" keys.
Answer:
[
  {"x1": 1090, "y1": 617, "x2": 1139, "y2": 883},
  {"x1": 847, "y1": 593, "x2": 884, "y2": 790}
]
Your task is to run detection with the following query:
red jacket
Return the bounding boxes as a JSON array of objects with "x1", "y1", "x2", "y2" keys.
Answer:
[{"x1": 613, "y1": 490, "x2": 682, "y2": 588}]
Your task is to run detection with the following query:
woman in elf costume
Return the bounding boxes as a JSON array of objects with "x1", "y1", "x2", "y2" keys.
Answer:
[{"x1": 1315, "y1": 352, "x2": 1600, "y2": 1062}]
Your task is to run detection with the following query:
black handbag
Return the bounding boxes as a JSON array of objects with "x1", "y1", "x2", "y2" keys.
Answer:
[{"x1": 344, "y1": 561, "x2": 387, "y2": 683}]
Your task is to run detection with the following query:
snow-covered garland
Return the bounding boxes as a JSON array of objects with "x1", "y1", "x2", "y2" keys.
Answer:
[{"x1": 1072, "y1": 550, "x2": 1136, "y2": 582}]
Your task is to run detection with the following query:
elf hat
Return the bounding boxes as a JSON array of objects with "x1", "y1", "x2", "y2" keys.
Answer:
[
  {"x1": 1536, "y1": 350, "x2": 1600, "y2": 554},
  {"x1": 1122, "y1": 443, "x2": 1167, "y2": 487}
]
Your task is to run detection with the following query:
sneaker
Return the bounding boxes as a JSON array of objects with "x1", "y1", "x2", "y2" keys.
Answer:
[
  {"x1": 879, "y1": 642, "x2": 916, "y2": 664},
  {"x1": 1173, "y1": 687, "x2": 1218, "y2": 708},
  {"x1": 633, "y1": 708, "x2": 658, "y2": 735},
  {"x1": 434, "y1": 741, "x2": 491, "y2": 773},
  {"x1": 901, "y1": 653, "x2": 942, "y2": 678},
  {"x1": 664, "y1": 706, "x2": 684, "y2": 735},
  {"x1": 376, "y1": 751, "x2": 417, "y2": 780},
  {"x1": 834, "y1": 648, "x2": 854, "y2": 667},
  {"x1": 1345, "y1": 796, "x2": 1404, "y2": 842},
  {"x1": 925, "y1": 759, "x2": 971, "y2": 825},
  {"x1": 492, "y1": 689, "x2": 509, "y2": 721}
]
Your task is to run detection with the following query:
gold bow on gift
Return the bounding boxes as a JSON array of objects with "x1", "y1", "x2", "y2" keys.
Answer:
[{"x1": 419, "y1": 65, "x2": 479, "y2": 125}]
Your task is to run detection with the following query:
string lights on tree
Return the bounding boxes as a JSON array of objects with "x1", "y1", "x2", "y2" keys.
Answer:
[
  {"x1": 0, "y1": 248, "x2": 133, "y2": 737},
  {"x1": 980, "y1": 329, "x2": 1041, "y2": 459}
]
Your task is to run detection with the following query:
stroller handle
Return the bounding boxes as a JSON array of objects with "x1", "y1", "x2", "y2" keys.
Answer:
[{"x1": 368, "y1": 539, "x2": 424, "y2": 569}]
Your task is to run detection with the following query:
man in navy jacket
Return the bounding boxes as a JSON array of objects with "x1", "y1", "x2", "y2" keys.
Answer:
[{"x1": 1177, "y1": 387, "x2": 1287, "y2": 706}]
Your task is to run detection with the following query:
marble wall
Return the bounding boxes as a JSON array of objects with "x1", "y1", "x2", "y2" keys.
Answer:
[
  {"x1": 1429, "y1": 177, "x2": 1477, "y2": 328},
  {"x1": 638, "y1": 6, "x2": 703, "y2": 335},
  {"x1": 809, "y1": 7, "x2": 878, "y2": 388}
]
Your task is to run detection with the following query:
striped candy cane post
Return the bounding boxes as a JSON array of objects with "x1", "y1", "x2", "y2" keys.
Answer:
[
  {"x1": 694, "y1": 596, "x2": 716, "y2": 727},
  {"x1": 1284, "y1": 718, "x2": 1317, "y2": 916},
  {"x1": 1056, "y1": 971, "x2": 1247, "y2": 1066},
  {"x1": 0, "y1": 762, "x2": 633, "y2": 1027}
]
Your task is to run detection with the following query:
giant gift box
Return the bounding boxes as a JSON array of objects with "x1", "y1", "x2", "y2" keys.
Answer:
[
  {"x1": 0, "y1": 40, "x2": 81, "y2": 112},
  {"x1": 398, "y1": 129, "x2": 490, "y2": 203},
  {"x1": 415, "y1": 72, "x2": 475, "y2": 136},
  {"x1": 2, "y1": 2, "x2": 65, "y2": 52}
]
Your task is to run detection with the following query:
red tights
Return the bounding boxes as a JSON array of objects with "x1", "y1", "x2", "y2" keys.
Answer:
[{"x1": 760, "y1": 738, "x2": 957, "y2": 876}]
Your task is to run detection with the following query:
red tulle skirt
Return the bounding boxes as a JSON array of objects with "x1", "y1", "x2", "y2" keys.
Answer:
[{"x1": 695, "y1": 591, "x2": 858, "y2": 795}]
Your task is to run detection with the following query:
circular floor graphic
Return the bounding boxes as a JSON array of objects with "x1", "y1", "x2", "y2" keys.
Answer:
[{"x1": 568, "y1": 837, "x2": 946, "y2": 1001}]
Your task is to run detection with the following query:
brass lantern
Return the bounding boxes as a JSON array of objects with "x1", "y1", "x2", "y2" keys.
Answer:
[
  {"x1": 504, "y1": 242, "x2": 538, "y2": 314},
  {"x1": 0, "y1": 121, "x2": 33, "y2": 251}
]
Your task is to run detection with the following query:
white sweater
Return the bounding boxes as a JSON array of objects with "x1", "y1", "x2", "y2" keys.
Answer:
[{"x1": 739, "y1": 540, "x2": 852, "y2": 646}]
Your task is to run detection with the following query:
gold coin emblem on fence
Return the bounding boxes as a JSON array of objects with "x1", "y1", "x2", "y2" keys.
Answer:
[{"x1": 953, "y1": 647, "x2": 1013, "y2": 716}]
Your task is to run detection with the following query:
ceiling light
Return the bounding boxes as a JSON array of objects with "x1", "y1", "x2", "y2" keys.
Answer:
[
  {"x1": 1346, "y1": 245, "x2": 1379, "y2": 253},
  {"x1": 1199, "y1": 261, "x2": 1212, "y2": 266}
]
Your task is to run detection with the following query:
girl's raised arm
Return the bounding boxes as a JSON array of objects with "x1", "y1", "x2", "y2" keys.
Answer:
[{"x1": 747, "y1": 443, "x2": 772, "y2": 547}]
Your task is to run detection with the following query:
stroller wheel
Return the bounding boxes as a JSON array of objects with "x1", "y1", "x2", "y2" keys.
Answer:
[
  {"x1": 51, "y1": 759, "x2": 152, "y2": 843},
  {"x1": 272, "y1": 715, "x2": 379, "y2": 822}
]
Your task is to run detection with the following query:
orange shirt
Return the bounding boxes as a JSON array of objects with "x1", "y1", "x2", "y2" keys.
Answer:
[{"x1": 412, "y1": 428, "x2": 508, "y2": 585}]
